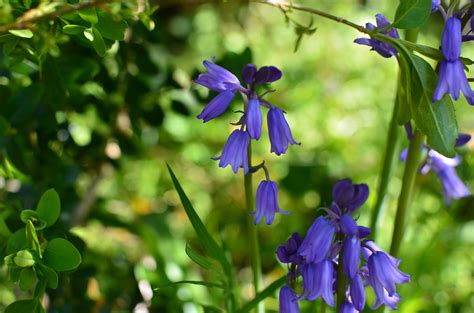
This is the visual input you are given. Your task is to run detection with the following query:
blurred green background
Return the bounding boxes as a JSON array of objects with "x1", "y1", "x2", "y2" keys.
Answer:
[{"x1": 0, "y1": 0, "x2": 473, "y2": 312}]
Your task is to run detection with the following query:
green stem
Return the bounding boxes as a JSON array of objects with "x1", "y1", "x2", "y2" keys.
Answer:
[
  {"x1": 255, "y1": 0, "x2": 368, "y2": 33},
  {"x1": 389, "y1": 130, "x2": 424, "y2": 257},
  {"x1": 369, "y1": 94, "x2": 401, "y2": 239},
  {"x1": 335, "y1": 235, "x2": 347, "y2": 311},
  {"x1": 244, "y1": 141, "x2": 264, "y2": 313}
]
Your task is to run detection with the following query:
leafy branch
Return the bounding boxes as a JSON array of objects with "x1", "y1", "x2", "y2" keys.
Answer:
[{"x1": 0, "y1": 0, "x2": 113, "y2": 35}]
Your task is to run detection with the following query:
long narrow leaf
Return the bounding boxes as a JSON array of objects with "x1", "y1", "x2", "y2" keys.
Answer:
[
  {"x1": 237, "y1": 275, "x2": 286, "y2": 313},
  {"x1": 166, "y1": 164, "x2": 229, "y2": 267},
  {"x1": 156, "y1": 280, "x2": 225, "y2": 290}
]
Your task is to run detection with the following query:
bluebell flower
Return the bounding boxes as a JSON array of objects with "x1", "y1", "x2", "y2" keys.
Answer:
[
  {"x1": 433, "y1": 17, "x2": 474, "y2": 103},
  {"x1": 332, "y1": 179, "x2": 369, "y2": 213},
  {"x1": 402, "y1": 126, "x2": 471, "y2": 204},
  {"x1": 195, "y1": 59, "x2": 241, "y2": 92},
  {"x1": 214, "y1": 130, "x2": 249, "y2": 174},
  {"x1": 431, "y1": 0, "x2": 440, "y2": 12},
  {"x1": 197, "y1": 90, "x2": 237, "y2": 122},
  {"x1": 300, "y1": 260, "x2": 335, "y2": 306},
  {"x1": 246, "y1": 97, "x2": 262, "y2": 140},
  {"x1": 277, "y1": 232, "x2": 304, "y2": 265},
  {"x1": 350, "y1": 273, "x2": 366, "y2": 311},
  {"x1": 253, "y1": 180, "x2": 290, "y2": 225},
  {"x1": 268, "y1": 107, "x2": 299, "y2": 156},
  {"x1": 298, "y1": 216, "x2": 335, "y2": 264},
  {"x1": 354, "y1": 14, "x2": 399, "y2": 58},
  {"x1": 195, "y1": 59, "x2": 243, "y2": 122},
  {"x1": 343, "y1": 235, "x2": 360, "y2": 279},
  {"x1": 424, "y1": 149, "x2": 471, "y2": 204},
  {"x1": 279, "y1": 285, "x2": 300, "y2": 313},
  {"x1": 341, "y1": 301, "x2": 359, "y2": 313},
  {"x1": 368, "y1": 251, "x2": 410, "y2": 301},
  {"x1": 242, "y1": 64, "x2": 282, "y2": 86},
  {"x1": 339, "y1": 214, "x2": 358, "y2": 236},
  {"x1": 277, "y1": 180, "x2": 410, "y2": 312}
]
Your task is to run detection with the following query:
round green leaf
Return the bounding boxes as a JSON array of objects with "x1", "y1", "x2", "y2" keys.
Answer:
[
  {"x1": 8, "y1": 29, "x2": 34, "y2": 38},
  {"x1": 43, "y1": 238, "x2": 81, "y2": 272},
  {"x1": 79, "y1": 7, "x2": 98, "y2": 24},
  {"x1": 19, "y1": 267, "x2": 37, "y2": 291},
  {"x1": 36, "y1": 189, "x2": 60, "y2": 227},
  {"x1": 63, "y1": 25, "x2": 87, "y2": 35},
  {"x1": 91, "y1": 28, "x2": 106, "y2": 57},
  {"x1": 7, "y1": 228, "x2": 28, "y2": 254},
  {"x1": 38, "y1": 264, "x2": 58, "y2": 289},
  {"x1": 5, "y1": 299, "x2": 45, "y2": 313}
]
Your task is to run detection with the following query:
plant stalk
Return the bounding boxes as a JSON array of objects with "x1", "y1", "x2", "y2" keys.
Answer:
[
  {"x1": 244, "y1": 141, "x2": 264, "y2": 313},
  {"x1": 369, "y1": 94, "x2": 401, "y2": 239},
  {"x1": 389, "y1": 129, "x2": 424, "y2": 257}
]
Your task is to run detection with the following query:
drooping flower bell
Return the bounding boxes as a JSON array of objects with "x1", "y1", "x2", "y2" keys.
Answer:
[
  {"x1": 431, "y1": 0, "x2": 440, "y2": 12},
  {"x1": 433, "y1": 17, "x2": 474, "y2": 104},
  {"x1": 277, "y1": 180, "x2": 410, "y2": 312},
  {"x1": 253, "y1": 180, "x2": 290, "y2": 225},
  {"x1": 367, "y1": 251, "x2": 410, "y2": 309},
  {"x1": 195, "y1": 59, "x2": 243, "y2": 122},
  {"x1": 402, "y1": 125, "x2": 471, "y2": 204},
  {"x1": 279, "y1": 285, "x2": 300, "y2": 313},
  {"x1": 354, "y1": 14, "x2": 400, "y2": 58},
  {"x1": 297, "y1": 216, "x2": 335, "y2": 264},
  {"x1": 214, "y1": 129, "x2": 249, "y2": 174},
  {"x1": 268, "y1": 107, "x2": 300, "y2": 156},
  {"x1": 246, "y1": 96, "x2": 262, "y2": 140}
]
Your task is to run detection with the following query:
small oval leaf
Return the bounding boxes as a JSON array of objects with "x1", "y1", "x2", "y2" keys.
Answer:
[
  {"x1": 43, "y1": 238, "x2": 81, "y2": 272},
  {"x1": 36, "y1": 189, "x2": 60, "y2": 227},
  {"x1": 19, "y1": 267, "x2": 37, "y2": 291},
  {"x1": 8, "y1": 29, "x2": 34, "y2": 38},
  {"x1": 63, "y1": 25, "x2": 86, "y2": 35}
]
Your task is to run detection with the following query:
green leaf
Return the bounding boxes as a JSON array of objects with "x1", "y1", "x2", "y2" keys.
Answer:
[
  {"x1": 79, "y1": 7, "x2": 98, "y2": 24},
  {"x1": 36, "y1": 189, "x2": 60, "y2": 227},
  {"x1": 37, "y1": 264, "x2": 58, "y2": 289},
  {"x1": 397, "y1": 56, "x2": 411, "y2": 125},
  {"x1": 19, "y1": 267, "x2": 37, "y2": 291},
  {"x1": 166, "y1": 165, "x2": 228, "y2": 264},
  {"x1": 91, "y1": 28, "x2": 107, "y2": 57},
  {"x1": 185, "y1": 242, "x2": 213, "y2": 270},
  {"x1": 8, "y1": 29, "x2": 34, "y2": 38},
  {"x1": 393, "y1": 0, "x2": 431, "y2": 29},
  {"x1": 83, "y1": 28, "x2": 94, "y2": 41},
  {"x1": 20, "y1": 210, "x2": 46, "y2": 230},
  {"x1": 374, "y1": 34, "x2": 457, "y2": 156},
  {"x1": 3, "y1": 37, "x2": 19, "y2": 56},
  {"x1": 7, "y1": 228, "x2": 28, "y2": 254},
  {"x1": 156, "y1": 280, "x2": 225, "y2": 290},
  {"x1": 96, "y1": 12, "x2": 128, "y2": 40},
  {"x1": 26, "y1": 221, "x2": 41, "y2": 257},
  {"x1": 63, "y1": 25, "x2": 87, "y2": 35},
  {"x1": 408, "y1": 55, "x2": 457, "y2": 156},
  {"x1": 43, "y1": 238, "x2": 81, "y2": 272},
  {"x1": 5, "y1": 299, "x2": 45, "y2": 313},
  {"x1": 0, "y1": 211, "x2": 12, "y2": 237},
  {"x1": 237, "y1": 276, "x2": 286, "y2": 313}
]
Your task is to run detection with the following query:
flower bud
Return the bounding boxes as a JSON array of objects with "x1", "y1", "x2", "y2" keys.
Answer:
[{"x1": 14, "y1": 250, "x2": 35, "y2": 267}]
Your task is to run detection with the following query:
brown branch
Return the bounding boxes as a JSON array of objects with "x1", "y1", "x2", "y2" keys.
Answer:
[
  {"x1": 0, "y1": 0, "x2": 113, "y2": 35},
  {"x1": 254, "y1": 0, "x2": 368, "y2": 33}
]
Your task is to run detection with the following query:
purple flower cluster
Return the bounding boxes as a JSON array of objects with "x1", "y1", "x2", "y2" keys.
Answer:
[
  {"x1": 433, "y1": 17, "x2": 474, "y2": 105},
  {"x1": 354, "y1": 14, "x2": 399, "y2": 58},
  {"x1": 195, "y1": 59, "x2": 299, "y2": 224},
  {"x1": 277, "y1": 180, "x2": 410, "y2": 312},
  {"x1": 402, "y1": 124, "x2": 471, "y2": 205}
]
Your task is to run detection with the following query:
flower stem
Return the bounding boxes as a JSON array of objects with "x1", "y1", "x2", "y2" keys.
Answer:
[
  {"x1": 369, "y1": 85, "x2": 401, "y2": 239},
  {"x1": 389, "y1": 129, "x2": 424, "y2": 257},
  {"x1": 255, "y1": 0, "x2": 368, "y2": 33},
  {"x1": 244, "y1": 141, "x2": 264, "y2": 313}
]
